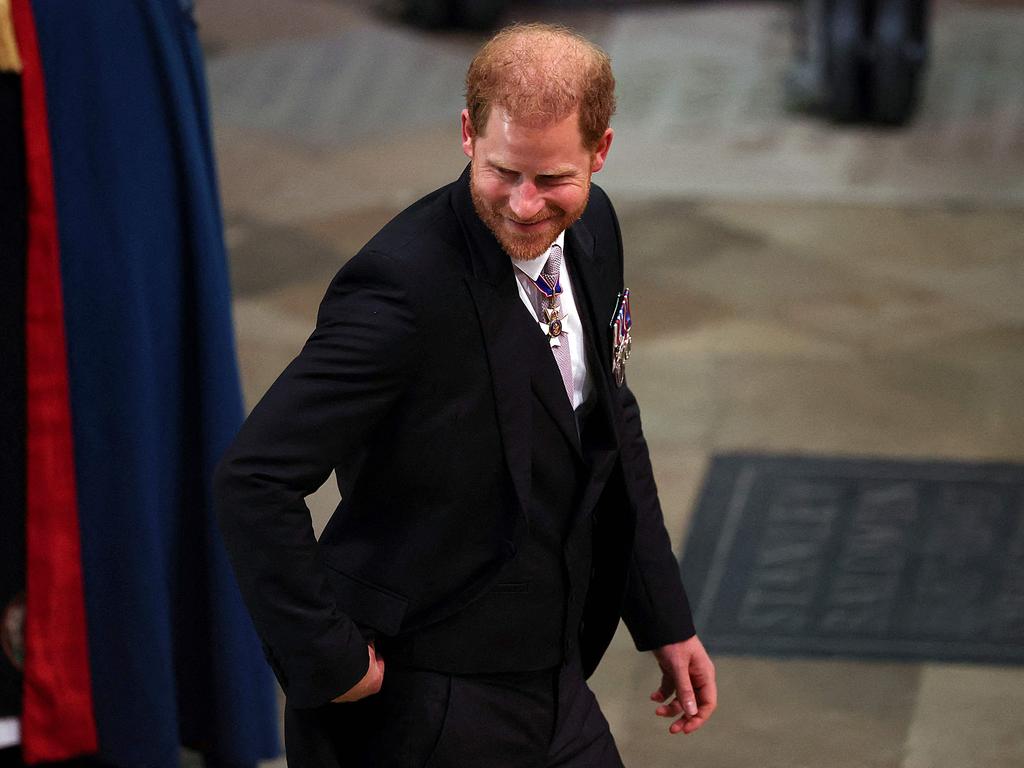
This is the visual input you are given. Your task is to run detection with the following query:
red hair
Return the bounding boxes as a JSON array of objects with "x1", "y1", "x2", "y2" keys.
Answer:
[{"x1": 465, "y1": 23, "x2": 616, "y2": 151}]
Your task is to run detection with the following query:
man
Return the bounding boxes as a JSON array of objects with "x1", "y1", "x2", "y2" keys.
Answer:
[{"x1": 215, "y1": 22, "x2": 716, "y2": 767}]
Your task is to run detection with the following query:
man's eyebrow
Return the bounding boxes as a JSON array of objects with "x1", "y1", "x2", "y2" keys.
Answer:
[
  {"x1": 538, "y1": 167, "x2": 578, "y2": 177},
  {"x1": 486, "y1": 160, "x2": 580, "y2": 176}
]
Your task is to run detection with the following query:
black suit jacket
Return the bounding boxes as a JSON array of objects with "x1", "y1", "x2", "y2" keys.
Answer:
[{"x1": 214, "y1": 166, "x2": 695, "y2": 713}]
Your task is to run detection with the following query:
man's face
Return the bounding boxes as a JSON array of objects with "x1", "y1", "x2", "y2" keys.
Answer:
[{"x1": 462, "y1": 107, "x2": 613, "y2": 261}]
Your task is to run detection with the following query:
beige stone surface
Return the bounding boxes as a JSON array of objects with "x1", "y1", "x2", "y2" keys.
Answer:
[
  {"x1": 195, "y1": 0, "x2": 363, "y2": 54},
  {"x1": 592, "y1": 639, "x2": 922, "y2": 768},
  {"x1": 902, "y1": 664, "x2": 1024, "y2": 768},
  {"x1": 215, "y1": 123, "x2": 466, "y2": 226}
]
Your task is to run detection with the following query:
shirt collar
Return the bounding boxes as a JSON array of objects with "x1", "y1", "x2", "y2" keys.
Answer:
[{"x1": 511, "y1": 230, "x2": 566, "y2": 282}]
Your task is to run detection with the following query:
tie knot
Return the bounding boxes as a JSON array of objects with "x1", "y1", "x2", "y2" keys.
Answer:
[{"x1": 543, "y1": 243, "x2": 562, "y2": 280}]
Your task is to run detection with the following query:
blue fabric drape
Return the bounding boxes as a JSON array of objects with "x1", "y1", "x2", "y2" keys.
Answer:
[{"x1": 29, "y1": 1, "x2": 280, "y2": 765}]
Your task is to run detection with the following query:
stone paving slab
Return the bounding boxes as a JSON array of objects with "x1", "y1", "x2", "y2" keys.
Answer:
[{"x1": 902, "y1": 663, "x2": 1024, "y2": 768}]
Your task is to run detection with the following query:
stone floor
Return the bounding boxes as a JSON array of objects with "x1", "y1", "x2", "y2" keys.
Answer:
[{"x1": 194, "y1": 0, "x2": 1024, "y2": 765}]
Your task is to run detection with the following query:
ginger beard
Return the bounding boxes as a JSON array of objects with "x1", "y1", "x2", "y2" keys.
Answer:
[{"x1": 470, "y1": 159, "x2": 591, "y2": 261}]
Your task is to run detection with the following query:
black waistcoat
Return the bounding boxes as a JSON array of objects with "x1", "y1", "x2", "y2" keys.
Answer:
[{"x1": 382, "y1": 261, "x2": 616, "y2": 674}]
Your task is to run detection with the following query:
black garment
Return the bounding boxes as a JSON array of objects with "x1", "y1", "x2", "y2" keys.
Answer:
[
  {"x1": 378, "y1": 284, "x2": 616, "y2": 673},
  {"x1": 284, "y1": 656, "x2": 623, "y2": 768},
  {"x1": 0, "y1": 71, "x2": 27, "y2": 719},
  {"x1": 215, "y1": 167, "x2": 695, "y2": 766}
]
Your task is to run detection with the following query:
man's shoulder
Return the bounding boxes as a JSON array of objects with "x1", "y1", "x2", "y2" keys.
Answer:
[
  {"x1": 361, "y1": 178, "x2": 466, "y2": 272},
  {"x1": 579, "y1": 181, "x2": 622, "y2": 255},
  {"x1": 581, "y1": 182, "x2": 617, "y2": 229}
]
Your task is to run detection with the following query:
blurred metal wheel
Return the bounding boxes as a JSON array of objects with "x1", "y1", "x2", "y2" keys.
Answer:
[
  {"x1": 402, "y1": 0, "x2": 505, "y2": 29},
  {"x1": 826, "y1": 0, "x2": 869, "y2": 122},
  {"x1": 870, "y1": 0, "x2": 928, "y2": 124},
  {"x1": 451, "y1": 0, "x2": 505, "y2": 30}
]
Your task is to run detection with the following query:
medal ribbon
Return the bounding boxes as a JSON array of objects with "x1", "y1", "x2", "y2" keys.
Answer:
[{"x1": 532, "y1": 273, "x2": 561, "y2": 299}]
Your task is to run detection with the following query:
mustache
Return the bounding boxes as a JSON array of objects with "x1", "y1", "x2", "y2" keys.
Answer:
[{"x1": 503, "y1": 209, "x2": 560, "y2": 225}]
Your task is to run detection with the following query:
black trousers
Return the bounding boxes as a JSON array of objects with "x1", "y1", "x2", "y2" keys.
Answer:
[{"x1": 285, "y1": 656, "x2": 624, "y2": 768}]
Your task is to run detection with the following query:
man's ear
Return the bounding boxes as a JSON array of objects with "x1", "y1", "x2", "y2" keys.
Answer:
[
  {"x1": 590, "y1": 128, "x2": 614, "y2": 173},
  {"x1": 461, "y1": 109, "x2": 475, "y2": 159}
]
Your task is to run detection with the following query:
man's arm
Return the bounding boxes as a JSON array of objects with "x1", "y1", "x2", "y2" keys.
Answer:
[
  {"x1": 616, "y1": 382, "x2": 718, "y2": 734},
  {"x1": 617, "y1": 384, "x2": 696, "y2": 646},
  {"x1": 214, "y1": 250, "x2": 422, "y2": 709},
  {"x1": 590, "y1": 184, "x2": 717, "y2": 732}
]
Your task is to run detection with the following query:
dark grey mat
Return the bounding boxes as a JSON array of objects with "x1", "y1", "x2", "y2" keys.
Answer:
[{"x1": 680, "y1": 453, "x2": 1024, "y2": 664}]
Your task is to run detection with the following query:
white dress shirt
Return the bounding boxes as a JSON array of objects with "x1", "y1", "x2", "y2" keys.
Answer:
[
  {"x1": 511, "y1": 231, "x2": 593, "y2": 411},
  {"x1": 0, "y1": 717, "x2": 18, "y2": 749}
]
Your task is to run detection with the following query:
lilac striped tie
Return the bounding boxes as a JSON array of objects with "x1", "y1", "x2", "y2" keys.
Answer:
[{"x1": 537, "y1": 244, "x2": 574, "y2": 405}]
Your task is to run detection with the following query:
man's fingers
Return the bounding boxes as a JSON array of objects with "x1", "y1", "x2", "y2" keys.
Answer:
[
  {"x1": 655, "y1": 697, "x2": 683, "y2": 717},
  {"x1": 332, "y1": 644, "x2": 385, "y2": 702},
  {"x1": 670, "y1": 679, "x2": 718, "y2": 734},
  {"x1": 672, "y1": 713, "x2": 708, "y2": 735},
  {"x1": 678, "y1": 684, "x2": 698, "y2": 717},
  {"x1": 658, "y1": 675, "x2": 697, "y2": 717},
  {"x1": 650, "y1": 673, "x2": 674, "y2": 703},
  {"x1": 690, "y1": 673, "x2": 717, "y2": 722},
  {"x1": 669, "y1": 699, "x2": 713, "y2": 735},
  {"x1": 368, "y1": 643, "x2": 385, "y2": 693},
  {"x1": 653, "y1": 635, "x2": 718, "y2": 734}
]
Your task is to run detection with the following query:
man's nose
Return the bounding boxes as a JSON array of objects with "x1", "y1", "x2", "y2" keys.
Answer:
[{"x1": 508, "y1": 182, "x2": 544, "y2": 221}]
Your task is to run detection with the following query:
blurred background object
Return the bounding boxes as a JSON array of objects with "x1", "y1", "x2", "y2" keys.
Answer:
[
  {"x1": 400, "y1": 0, "x2": 507, "y2": 28},
  {"x1": 786, "y1": 0, "x2": 930, "y2": 123},
  {"x1": 399, "y1": 0, "x2": 934, "y2": 124},
  {"x1": 2, "y1": 0, "x2": 280, "y2": 765}
]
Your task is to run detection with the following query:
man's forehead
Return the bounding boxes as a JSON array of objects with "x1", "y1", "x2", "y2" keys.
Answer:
[
  {"x1": 488, "y1": 105, "x2": 579, "y2": 134},
  {"x1": 474, "y1": 109, "x2": 590, "y2": 171}
]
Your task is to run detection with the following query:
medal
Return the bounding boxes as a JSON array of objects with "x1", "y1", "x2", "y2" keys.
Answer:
[
  {"x1": 526, "y1": 255, "x2": 565, "y2": 340},
  {"x1": 610, "y1": 288, "x2": 632, "y2": 387},
  {"x1": 543, "y1": 305, "x2": 562, "y2": 337}
]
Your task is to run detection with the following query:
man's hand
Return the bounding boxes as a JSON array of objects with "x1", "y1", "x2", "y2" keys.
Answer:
[
  {"x1": 650, "y1": 634, "x2": 717, "y2": 735},
  {"x1": 331, "y1": 642, "x2": 385, "y2": 703}
]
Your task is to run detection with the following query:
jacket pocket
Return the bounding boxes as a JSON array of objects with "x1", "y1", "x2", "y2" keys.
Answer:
[{"x1": 321, "y1": 561, "x2": 410, "y2": 636}]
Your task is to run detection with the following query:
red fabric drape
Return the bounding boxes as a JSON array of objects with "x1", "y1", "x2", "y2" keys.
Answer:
[{"x1": 11, "y1": 0, "x2": 98, "y2": 761}]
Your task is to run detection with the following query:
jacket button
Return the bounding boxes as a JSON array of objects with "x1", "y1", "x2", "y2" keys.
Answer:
[{"x1": 504, "y1": 540, "x2": 517, "y2": 557}]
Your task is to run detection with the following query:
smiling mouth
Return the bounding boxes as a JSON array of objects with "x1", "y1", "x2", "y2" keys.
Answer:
[{"x1": 505, "y1": 216, "x2": 552, "y2": 231}]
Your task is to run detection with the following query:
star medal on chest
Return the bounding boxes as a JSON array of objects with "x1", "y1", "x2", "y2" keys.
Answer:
[
  {"x1": 610, "y1": 288, "x2": 632, "y2": 387},
  {"x1": 534, "y1": 272, "x2": 563, "y2": 338}
]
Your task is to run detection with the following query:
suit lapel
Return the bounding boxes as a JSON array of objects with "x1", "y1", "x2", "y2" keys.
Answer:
[
  {"x1": 454, "y1": 168, "x2": 533, "y2": 518},
  {"x1": 565, "y1": 220, "x2": 619, "y2": 443},
  {"x1": 465, "y1": 276, "x2": 533, "y2": 519}
]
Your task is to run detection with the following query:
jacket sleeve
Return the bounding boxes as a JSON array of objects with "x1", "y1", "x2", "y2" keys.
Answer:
[
  {"x1": 596, "y1": 188, "x2": 696, "y2": 650},
  {"x1": 213, "y1": 250, "x2": 422, "y2": 708},
  {"x1": 617, "y1": 382, "x2": 697, "y2": 650}
]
